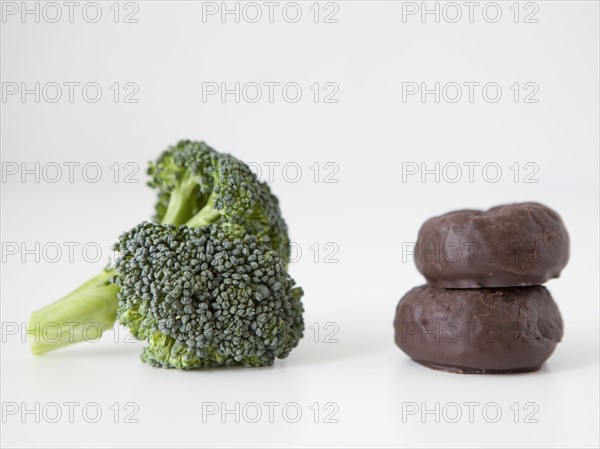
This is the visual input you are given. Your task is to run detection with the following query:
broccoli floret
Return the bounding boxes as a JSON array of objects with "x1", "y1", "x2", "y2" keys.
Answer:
[
  {"x1": 148, "y1": 140, "x2": 217, "y2": 227},
  {"x1": 149, "y1": 140, "x2": 290, "y2": 262},
  {"x1": 27, "y1": 140, "x2": 301, "y2": 366},
  {"x1": 113, "y1": 222, "x2": 304, "y2": 368}
]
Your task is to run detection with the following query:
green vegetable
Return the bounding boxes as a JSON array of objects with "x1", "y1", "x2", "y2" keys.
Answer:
[
  {"x1": 149, "y1": 140, "x2": 290, "y2": 261},
  {"x1": 114, "y1": 222, "x2": 303, "y2": 368},
  {"x1": 28, "y1": 269, "x2": 119, "y2": 355},
  {"x1": 27, "y1": 140, "x2": 302, "y2": 368}
]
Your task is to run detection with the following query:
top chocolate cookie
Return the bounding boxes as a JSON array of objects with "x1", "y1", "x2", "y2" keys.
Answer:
[{"x1": 414, "y1": 202, "x2": 569, "y2": 288}]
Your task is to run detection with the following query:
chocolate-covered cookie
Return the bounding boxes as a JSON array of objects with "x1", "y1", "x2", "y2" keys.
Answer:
[
  {"x1": 394, "y1": 285, "x2": 563, "y2": 374},
  {"x1": 414, "y1": 202, "x2": 569, "y2": 288}
]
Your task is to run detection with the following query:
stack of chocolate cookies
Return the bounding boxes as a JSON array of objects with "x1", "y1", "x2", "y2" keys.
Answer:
[{"x1": 394, "y1": 202, "x2": 569, "y2": 374}]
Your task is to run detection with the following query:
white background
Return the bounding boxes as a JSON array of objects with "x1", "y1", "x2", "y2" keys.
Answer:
[{"x1": 1, "y1": 1, "x2": 599, "y2": 447}]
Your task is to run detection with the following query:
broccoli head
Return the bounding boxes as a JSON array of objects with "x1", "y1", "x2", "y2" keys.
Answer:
[
  {"x1": 113, "y1": 222, "x2": 304, "y2": 368},
  {"x1": 149, "y1": 140, "x2": 290, "y2": 262}
]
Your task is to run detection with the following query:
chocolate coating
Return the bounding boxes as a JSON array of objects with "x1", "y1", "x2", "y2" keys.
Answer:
[
  {"x1": 414, "y1": 202, "x2": 569, "y2": 288},
  {"x1": 394, "y1": 286, "x2": 563, "y2": 374}
]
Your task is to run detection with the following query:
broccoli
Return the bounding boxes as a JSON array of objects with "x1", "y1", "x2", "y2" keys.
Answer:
[
  {"x1": 28, "y1": 269, "x2": 120, "y2": 355},
  {"x1": 28, "y1": 140, "x2": 302, "y2": 368},
  {"x1": 149, "y1": 140, "x2": 290, "y2": 261},
  {"x1": 114, "y1": 222, "x2": 303, "y2": 368}
]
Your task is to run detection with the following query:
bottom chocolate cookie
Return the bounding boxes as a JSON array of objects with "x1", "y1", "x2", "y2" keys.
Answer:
[{"x1": 394, "y1": 286, "x2": 563, "y2": 374}]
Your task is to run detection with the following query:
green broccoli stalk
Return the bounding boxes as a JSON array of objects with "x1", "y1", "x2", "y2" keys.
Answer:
[
  {"x1": 28, "y1": 269, "x2": 119, "y2": 355},
  {"x1": 27, "y1": 140, "x2": 295, "y2": 360}
]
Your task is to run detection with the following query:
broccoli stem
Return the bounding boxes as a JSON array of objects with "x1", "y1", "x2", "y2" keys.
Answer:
[
  {"x1": 28, "y1": 269, "x2": 120, "y2": 355},
  {"x1": 160, "y1": 173, "x2": 202, "y2": 226},
  {"x1": 185, "y1": 192, "x2": 221, "y2": 227}
]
